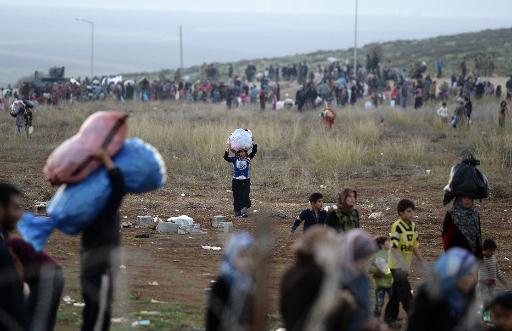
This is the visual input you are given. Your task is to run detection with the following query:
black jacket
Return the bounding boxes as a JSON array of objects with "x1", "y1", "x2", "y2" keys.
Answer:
[
  {"x1": 407, "y1": 284, "x2": 482, "y2": 331},
  {"x1": 206, "y1": 275, "x2": 253, "y2": 331},
  {"x1": 0, "y1": 231, "x2": 28, "y2": 331},
  {"x1": 81, "y1": 168, "x2": 124, "y2": 275},
  {"x1": 223, "y1": 144, "x2": 258, "y2": 162},
  {"x1": 280, "y1": 257, "x2": 353, "y2": 331}
]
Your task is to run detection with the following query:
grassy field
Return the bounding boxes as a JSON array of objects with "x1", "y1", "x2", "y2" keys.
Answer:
[
  {"x1": 3, "y1": 96, "x2": 509, "y2": 194},
  {"x1": 1, "y1": 97, "x2": 512, "y2": 330}
]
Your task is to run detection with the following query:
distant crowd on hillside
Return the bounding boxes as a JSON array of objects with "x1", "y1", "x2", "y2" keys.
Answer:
[{"x1": 1, "y1": 56, "x2": 511, "y2": 112}]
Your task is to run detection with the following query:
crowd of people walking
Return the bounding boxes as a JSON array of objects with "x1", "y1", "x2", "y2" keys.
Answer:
[{"x1": 2, "y1": 57, "x2": 510, "y2": 113}]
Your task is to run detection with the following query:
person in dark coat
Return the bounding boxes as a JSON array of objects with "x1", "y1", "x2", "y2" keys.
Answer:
[
  {"x1": 464, "y1": 96, "x2": 473, "y2": 125},
  {"x1": 407, "y1": 248, "x2": 482, "y2": 331},
  {"x1": 0, "y1": 182, "x2": 28, "y2": 331},
  {"x1": 207, "y1": 232, "x2": 256, "y2": 331},
  {"x1": 295, "y1": 86, "x2": 306, "y2": 112},
  {"x1": 280, "y1": 226, "x2": 355, "y2": 331},
  {"x1": 499, "y1": 101, "x2": 508, "y2": 128},
  {"x1": 80, "y1": 149, "x2": 125, "y2": 331},
  {"x1": 442, "y1": 196, "x2": 483, "y2": 259},
  {"x1": 259, "y1": 89, "x2": 267, "y2": 110}
]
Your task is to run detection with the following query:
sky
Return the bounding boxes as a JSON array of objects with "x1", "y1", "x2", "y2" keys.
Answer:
[
  {"x1": 10, "y1": 0, "x2": 512, "y2": 17},
  {"x1": 0, "y1": 0, "x2": 511, "y2": 85}
]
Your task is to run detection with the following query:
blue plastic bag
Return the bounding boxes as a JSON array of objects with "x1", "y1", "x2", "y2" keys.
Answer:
[{"x1": 18, "y1": 138, "x2": 167, "y2": 251}]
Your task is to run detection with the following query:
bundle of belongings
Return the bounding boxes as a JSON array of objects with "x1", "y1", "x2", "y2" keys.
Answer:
[
  {"x1": 228, "y1": 128, "x2": 253, "y2": 152},
  {"x1": 443, "y1": 153, "x2": 489, "y2": 205},
  {"x1": 44, "y1": 111, "x2": 128, "y2": 185},
  {"x1": 18, "y1": 111, "x2": 167, "y2": 251},
  {"x1": 10, "y1": 99, "x2": 35, "y2": 134}
]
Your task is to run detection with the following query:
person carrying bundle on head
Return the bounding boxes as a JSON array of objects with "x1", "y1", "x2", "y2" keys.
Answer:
[
  {"x1": 224, "y1": 129, "x2": 257, "y2": 218},
  {"x1": 10, "y1": 99, "x2": 34, "y2": 138},
  {"x1": 442, "y1": 153, "x2": 489, "y2": 259}
]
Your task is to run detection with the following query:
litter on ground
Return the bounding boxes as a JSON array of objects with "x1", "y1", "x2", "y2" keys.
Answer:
[{"x1": 202, "y1": 245, "x2": 222, "y2": 251}]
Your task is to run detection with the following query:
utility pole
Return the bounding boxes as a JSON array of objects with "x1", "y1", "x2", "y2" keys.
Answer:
[
  {"x1": 179, "y1": 25, "x2": 184, "y2": 70},
  {"x1": 353, "y1": 0, "x2": 358, "y2": 77},
  {"x1": 76, "y1": 18, "x2": 94, "y2": 78}
]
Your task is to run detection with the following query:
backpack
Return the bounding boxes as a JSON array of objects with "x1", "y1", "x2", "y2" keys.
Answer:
[{"x1": 443, "y1": 154, "x2": 489, "y2": 205}]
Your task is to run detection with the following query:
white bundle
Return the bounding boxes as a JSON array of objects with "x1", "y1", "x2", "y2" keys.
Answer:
[
  {"x1": 228, "y1": 128, "x2": 253, "y2": 152},
  {"x1": 10, "y1": 100, "x2": 25, "y2": 117}
]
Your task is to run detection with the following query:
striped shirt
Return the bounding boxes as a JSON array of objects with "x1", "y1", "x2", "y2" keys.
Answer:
[
  {"x1": 479, "y1": 255, "x2": 507, "y2": 285},
  {"x1": 388, "y1": 218, "x2": 419, "y2": 270}
]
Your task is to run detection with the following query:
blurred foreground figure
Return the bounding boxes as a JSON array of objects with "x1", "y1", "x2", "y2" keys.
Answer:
[
  {"x1": 281, "y1": 226, "x2": 355, "y2": 331},
  {"x1": 488, "y1": 292, "x2": 512, "y2": 331},
  {"x1": 0, "y1": 183, "x2": 28, "y2": 331},
  {"x1": 207, "y1": 232, "x2": 256, "y2": 331},
  {"x1": 8, "y1": 237, "x2": 64, "y2": 331},
  {"x1": 0, "y1": 183, "x2": 64, "y2": 331},
  {"x1": 80, "y1": 149, "x2": 125, "y2": 331},
  {"x1": 407, "y1": 248, "x2": 481, "y2": 331},
  {"x1": 339, "y1": 229, "x2": 387, "y2": 331}
]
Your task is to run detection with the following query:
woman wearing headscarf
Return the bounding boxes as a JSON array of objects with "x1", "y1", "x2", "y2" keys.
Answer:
[
  {"x1": 280, "y1": 226, "x2": 354, "y2": 331},
  {"x1": 326, "y1": 189, "x2": 360, "y2": 233},
  {"x1": 206, "y1": 232, "x2": 256, "y2": 331},
  {"x1": 339, "y1": 229, "x2": 386, "y2": 331},
  {"x1": 442, "y1": 196, "x2": 483, "y2": 259},
  {"x1": 407, "y1": 248, "x2": 482, "y2": 331}
]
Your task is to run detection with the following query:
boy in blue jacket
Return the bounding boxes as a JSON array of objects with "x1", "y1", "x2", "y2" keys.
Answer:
[
  {"x1": 224, "y1": 142, "x2": 257, "y2": 218},
  {"x1": 290, "y1": 193, "x2": 327, "y2": 235}
]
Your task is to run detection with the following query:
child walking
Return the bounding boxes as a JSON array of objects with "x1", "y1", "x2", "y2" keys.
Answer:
[
  {"x1": 290, "y1": 193, "x2": 327, "y2": 234},
  {"x1": 437, "y1": 102, "x2": 449, "y2": 123},
  {"x1": 480, "y1": 239, "x2": 508, "y2": 304},
  {"x1": 325, "y1": 189, "x2": 360, "y2": 233},
  {"x1": 370, "y1": 236, "x2": 394, "y2": 320},
  {"x1": 384, "y1": 199, "x2": 424, "y2": 328},
  {"x1": 224, "y1": 142, "x2": 257, "y2": 218}
]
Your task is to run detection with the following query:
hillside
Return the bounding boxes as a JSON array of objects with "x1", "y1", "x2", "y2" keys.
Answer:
[{"x1": 122, "y1": 27, "x2": 512, "y2": 82}]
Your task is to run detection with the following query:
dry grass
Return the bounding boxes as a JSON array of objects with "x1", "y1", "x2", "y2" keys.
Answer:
[{"x1": 1, "y1": 97, "x2": 511, "y2": 198}]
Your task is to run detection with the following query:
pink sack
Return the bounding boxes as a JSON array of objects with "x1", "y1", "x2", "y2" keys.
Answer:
[{"x1": 44, "y1": 111, "x2": 128, "y2": 185}]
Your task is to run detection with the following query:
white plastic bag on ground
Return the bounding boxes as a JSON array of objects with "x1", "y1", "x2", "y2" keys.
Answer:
[{"x1": 228, "y1": 129, "x2": 253, "y2": 152}]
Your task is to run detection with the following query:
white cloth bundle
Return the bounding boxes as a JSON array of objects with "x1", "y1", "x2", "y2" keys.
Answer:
[{"x1": 228, "y1": 129, "x2": 253, "y2": 152}]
